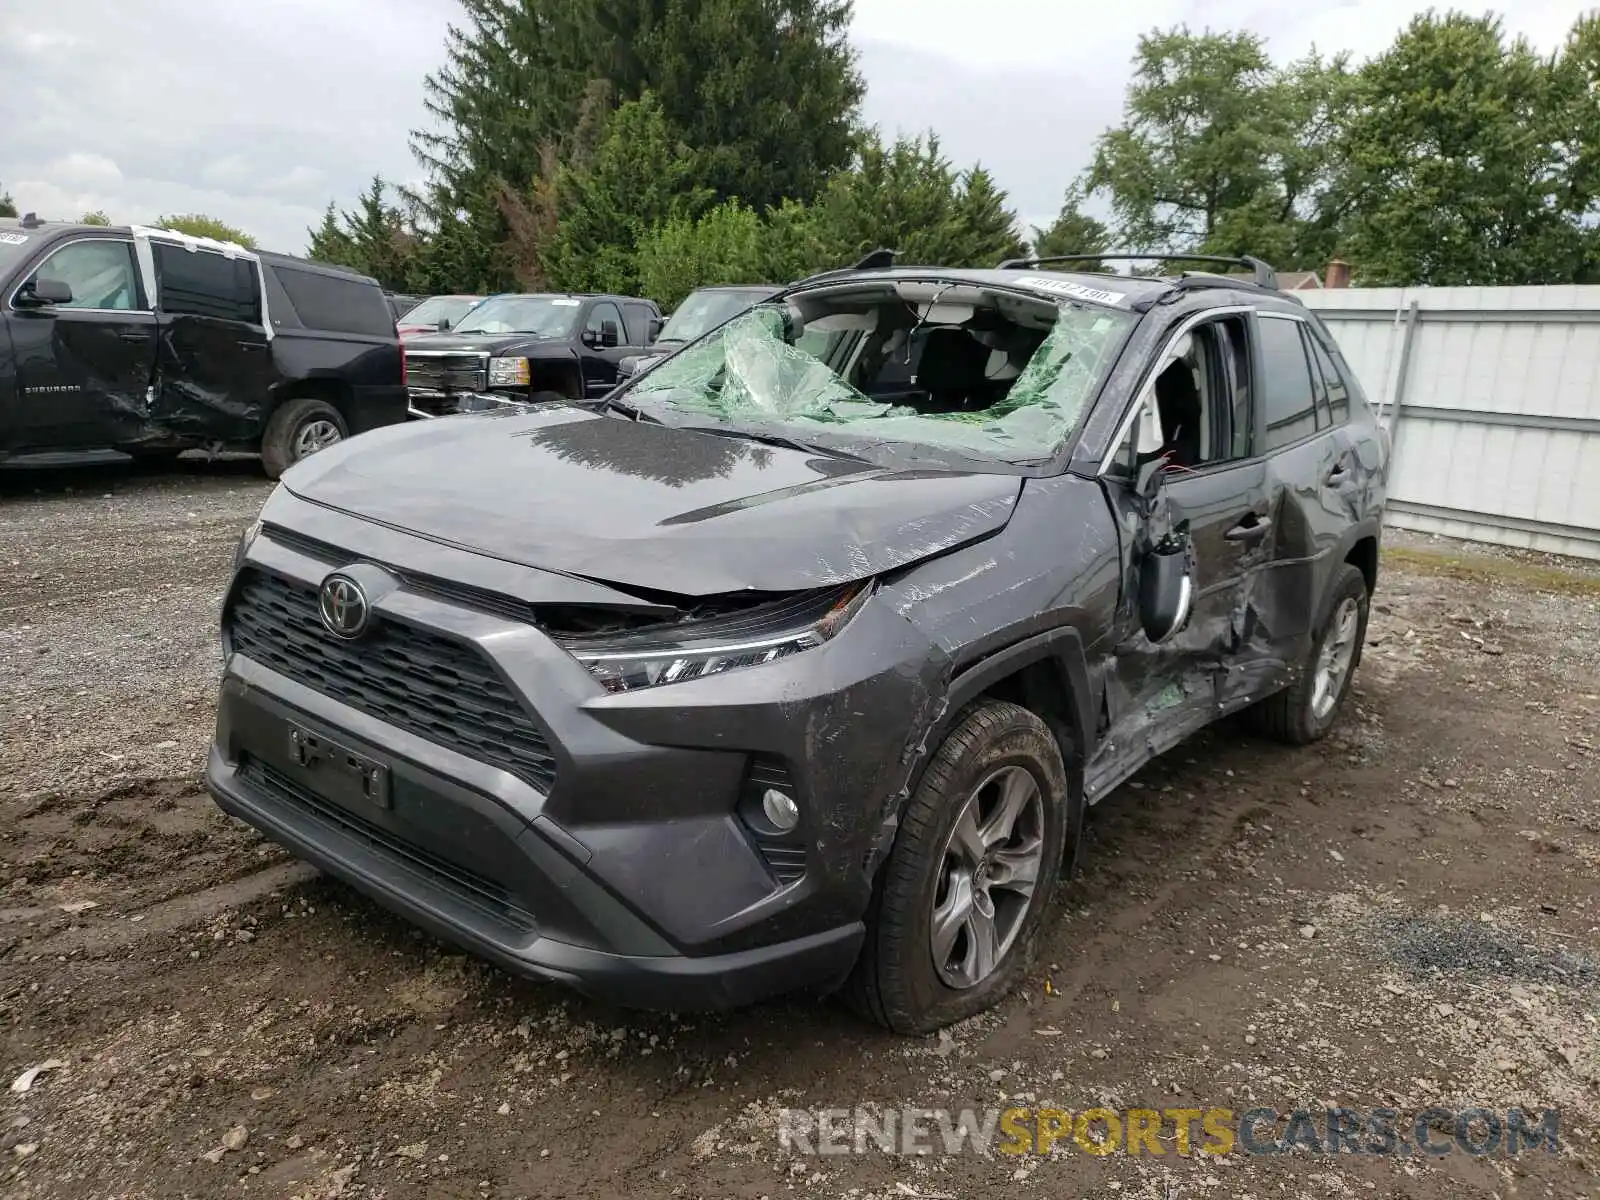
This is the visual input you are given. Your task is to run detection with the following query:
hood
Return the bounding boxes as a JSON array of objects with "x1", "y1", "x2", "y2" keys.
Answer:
[
  {"x1": 403, "y1": 331, "x2": 570, "y2": 357},
  {"x1": 280, "y1": 407, "x2": 1021, "y2": 597}
]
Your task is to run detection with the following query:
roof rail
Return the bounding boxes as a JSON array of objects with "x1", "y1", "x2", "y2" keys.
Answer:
[
  {"x1": 790, "y1": 247, "x2": 898, "y2": 288},
  {"x1": 995, "y1": 252, "x2": 1278, "y2": 290}
]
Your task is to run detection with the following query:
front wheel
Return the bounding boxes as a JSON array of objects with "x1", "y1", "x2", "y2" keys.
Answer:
[
  {"x1": 260, "y1": 398, "x2": 347, "y2": 479},
  {"x1": 1248, "y1": 562, "x2": 1369, "y2": 744},
  {"x1": 845, "y1": 699, "x2": 1068, "y2": 1034}
]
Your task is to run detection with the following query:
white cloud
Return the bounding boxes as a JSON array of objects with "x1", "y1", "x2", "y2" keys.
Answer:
[{"x1": 0, "y1": 0, "x2": 1584, "y2": 257}]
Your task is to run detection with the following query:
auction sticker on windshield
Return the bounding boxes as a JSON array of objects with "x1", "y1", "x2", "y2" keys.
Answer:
[
  {"x1": 0, "y1": 233, "x2": 28, "y2": 245},
  {"x1": 552, "y1": 298, "x2": 581, "y2": 306},
  {"x1": 1014, "y1": 276, "x2": 1126, "y2": 307}
]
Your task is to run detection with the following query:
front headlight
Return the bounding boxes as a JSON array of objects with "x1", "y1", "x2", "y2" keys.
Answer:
[
  {"x1": 554, "y1": 582, "x2": 871, "y2": 693},
  {"x1": 487, "y1": 356, "x2": 531, "y2": 388}
]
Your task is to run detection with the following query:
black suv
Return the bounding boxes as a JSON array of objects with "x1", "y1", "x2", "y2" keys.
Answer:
[
  {"x1": 207, "y1": 254, "x2": 1388, "y2": 1032},
  {"x1": 403, "y1": 292, "x2": 663, "y2": 417},
  {"x1": 0, "y1": 218, "x2": 406, "y2": 477}
]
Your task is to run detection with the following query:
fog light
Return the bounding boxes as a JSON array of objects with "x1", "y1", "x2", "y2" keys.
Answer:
[{"x1": 762, "y1": 788, "x2": 800, "y2": 832}]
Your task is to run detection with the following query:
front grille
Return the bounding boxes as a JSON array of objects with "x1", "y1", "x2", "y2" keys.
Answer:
[
  {"x1": 258, "y1": 524, "x2": 536, "y2": 625},
  {"x1": 227, "y1": 568, "x2": 557, "y2": 792},
  {"x1": 239, "y1": 759, "x2": 536, "y2": 931},
  {"x1": 406, "y1": 353, "x2": 484, "y2": 394}
]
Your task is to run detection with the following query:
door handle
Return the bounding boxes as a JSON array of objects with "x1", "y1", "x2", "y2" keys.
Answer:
[
  {"x1": 118, "y1": 331, "x2": 148, "y2": 343},
  {"x1": 1225, "y1": 516, "x2": 1272, "y2": 543},
  {"x1": 237, "y1": 340, "x2": 266, "y2": 352}
]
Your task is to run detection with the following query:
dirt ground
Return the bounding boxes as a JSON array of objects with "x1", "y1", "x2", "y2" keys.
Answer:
[{"x1": 2, "y1": 460, "x2": 1598, "y2": 1200}]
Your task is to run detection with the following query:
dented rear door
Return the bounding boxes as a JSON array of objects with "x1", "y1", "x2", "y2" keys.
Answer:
[{"x1": 151, "y1": 241, "x2": 278, "y2": 443}]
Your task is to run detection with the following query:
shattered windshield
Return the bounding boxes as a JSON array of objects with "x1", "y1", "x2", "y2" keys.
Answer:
[
  {"x1": 624, "y1": 292, "x2": 1132, "y2": 464},
  {"x1": 454, "y1": 295, "x2": 580, "y2": 337},
  {"x1": 658, "y1": 288, "x2": 776, "y2": 344}
]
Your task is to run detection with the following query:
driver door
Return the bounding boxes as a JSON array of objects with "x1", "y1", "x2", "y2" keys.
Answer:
[
  {"x1": 1089, "y1": 312, "x2": 1274, "y2": 790},
  {"x1": 578, "y1": 300, "x2": 633, "y2": 399},
  {"x1": 3, "y1": 235, "x2": 157, "y2": 453}
]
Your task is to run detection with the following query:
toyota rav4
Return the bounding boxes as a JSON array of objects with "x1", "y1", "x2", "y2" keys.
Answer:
[{"x1": 207, "y1": 253, "x2": 1388, "y2": 1033}]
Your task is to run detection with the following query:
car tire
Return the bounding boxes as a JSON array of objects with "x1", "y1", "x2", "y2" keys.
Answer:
[
  {"x1": 1248, "y1": 562, "x2": 1369, "y2": 745},
  {"x1": 260, "y1": 398, "x2": 348, "y2": 480},
  {"x1": 844, "y1": 699, "x2": 1068, "y2": 1034}
]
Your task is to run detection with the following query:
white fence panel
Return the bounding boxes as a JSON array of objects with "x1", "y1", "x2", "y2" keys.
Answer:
[{"x1": 1300, "y1": 286, "x2": 1600, "y2": 559}]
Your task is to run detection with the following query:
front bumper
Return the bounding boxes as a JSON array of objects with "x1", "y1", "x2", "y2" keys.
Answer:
[
  {"x1": 405, "y1": 390, "x2": 526, "y2": 420},
  {"x1": 206, "y1": 743, "x2": 860, "y2": 1010},
  {"x1": 205, "y1": 492, "x2": 943, "y2": 1010}
]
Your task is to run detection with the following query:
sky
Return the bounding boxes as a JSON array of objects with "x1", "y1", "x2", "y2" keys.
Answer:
[{"x1": 0, "y1": 0, "x2": 1584, "y2": 257}]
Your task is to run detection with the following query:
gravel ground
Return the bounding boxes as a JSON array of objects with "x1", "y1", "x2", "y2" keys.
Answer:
[{"x1": 2, "y1": 460, "x2": 1598, "y2": 1199}]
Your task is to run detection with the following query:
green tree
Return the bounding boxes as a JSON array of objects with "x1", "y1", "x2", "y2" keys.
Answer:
[
  {"x1": 306, "y1": 201, "x2": 357, "y2": 267},
  {"x1": 306, "y1": 179, "x2": 426, "y2": 290},
  {"x1": 1031, "y1": 183, "x2": 1111, "y2": 270},
  {"x1": 154, "y1": 213, "x2": 257, "y2": 248},
  {"x1": 79, "y1": 210, "x2": 111, "y2": 226},
  {"x1": 0, "y1": 186, "x2": 15, "y2": 219},
  {"x1": 1087, "y1": 28, "x2": 1350, "y2": 268},
  {"x1": 411, "y1": 0, "x2": 864, "y2": 290},
  {"x1": 542, "y1": 94, "x2": 712, "y2": 294},
  {"x1": 804, "y1": 132, "x2": 1025, "y2": 268},
  {"x1": 596, "y1": 0, "x2": 863, "y2": 207},
  {"x1": 634, "y1": 199, "x2": 768, "y2": 308},
  {"x1": 1336, "y1": 12, "x2": 1589, "y2": 285}
]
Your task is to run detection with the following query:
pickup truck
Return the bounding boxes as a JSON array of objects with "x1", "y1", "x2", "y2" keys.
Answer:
[{"x1": 402, "y1": 292, "x2": 662, "y2": 417}]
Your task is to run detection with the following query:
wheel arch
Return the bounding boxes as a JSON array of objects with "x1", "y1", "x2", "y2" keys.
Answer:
[
  {"x1": 267, "y1": 376, "x2": 354, "y2": 428},
  {"x1": 891, "y1": 625, "x2": 1096, "y2": 879}
]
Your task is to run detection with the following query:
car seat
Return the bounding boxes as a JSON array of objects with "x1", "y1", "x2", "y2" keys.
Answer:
[
  {"x1": 1154, "y1": 360, "x2": 1202, "y2": 467},
  {"x1": 913, "y1": 327, "x2": 1006, "y2": 413}
]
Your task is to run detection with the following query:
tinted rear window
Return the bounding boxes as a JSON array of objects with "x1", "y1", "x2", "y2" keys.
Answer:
[
  {"x1": 153, "y1": 243, "x2": 261, "y2": 323},
  {"x1": 272, "y1": 266, "x2": 394, "y2": 336}
]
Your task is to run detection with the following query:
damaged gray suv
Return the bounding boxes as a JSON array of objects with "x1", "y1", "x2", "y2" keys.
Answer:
[{"x1": 207, "y1": 253, "x2": 1388, "y2": 1033}]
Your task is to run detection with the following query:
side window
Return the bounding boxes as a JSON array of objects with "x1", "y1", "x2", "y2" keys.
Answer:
[
  {"x1": 29, "y1": 240, "x2": 143, "y2": 311},
  {"x1": 153, "y1": 244, "x2": 262, "y2": 323},
  {"x1": 1255, "y1": 315, "x2": 1319, "y2": 452},
  {"x1": 585, "y1": 301, "x2": 624, "y2": 345},
  {"x1": 274, "y1": 267, "x2": 393, "y2": 336},
  {"x1": 260, "y1": 263, "x2": 303, "y2": 329},
  {"x1": 621, "y1": 301, "x2": 654, "y2": 345},
  {"x1": 1306, "y1": 331, "x2": 1351, "y2": 426},
  {"x1": 1108, "y1": 316, "x2": 1253, "y2": 476}
]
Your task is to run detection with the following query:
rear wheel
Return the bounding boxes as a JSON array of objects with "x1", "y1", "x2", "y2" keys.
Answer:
[
  {"x1": 1248, "y1": 563, "x2": 1369, "y2": 744},
  {"x1": 260, "y1": 398, "x2": 347, "y2": 479},
  {"x1": 845, "y1": 699, "x2": 1067, "y2": 1034}
]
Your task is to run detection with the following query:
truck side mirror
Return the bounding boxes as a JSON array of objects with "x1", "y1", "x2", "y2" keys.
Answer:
[
  {"x1": 17, "y1": 277, "x2": 72, "y2": 307},
  {"x1": 600, "y1": 319, "x2": 620, "y2": 348},
  {"x1": 648, "y1": 316, "x2": 664, "y2": 342}
]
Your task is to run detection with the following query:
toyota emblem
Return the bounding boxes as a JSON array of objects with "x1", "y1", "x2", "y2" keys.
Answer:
[{"x1": 318, "y1": 573, "x2": 371, "y2": 639}]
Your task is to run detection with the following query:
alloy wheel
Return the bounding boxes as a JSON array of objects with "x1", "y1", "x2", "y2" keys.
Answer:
[{"x1": 929, "y1": 764, "x2": 1046, "y2": 990}]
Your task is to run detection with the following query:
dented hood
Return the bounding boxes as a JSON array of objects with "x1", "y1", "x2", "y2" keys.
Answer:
[{"x1": 280, "y1": 406, "x2": 1021, "y2": 596}]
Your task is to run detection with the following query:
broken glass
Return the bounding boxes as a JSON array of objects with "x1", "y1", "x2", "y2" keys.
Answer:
[{"x1": 629, "y1": 299, "x2": 1131, "y2": 462}]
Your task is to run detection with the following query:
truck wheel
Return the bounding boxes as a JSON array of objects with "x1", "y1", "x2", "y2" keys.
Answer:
[
  {"x1": 1248, "y1": 563, "x2": 1369, "y2": 745},
  {"x1": 260, "y1": 398, "x2": 347, "y2": 479},
  {"x1": 845, "y1": 700, "x2": 1068, "y2": 1034}
]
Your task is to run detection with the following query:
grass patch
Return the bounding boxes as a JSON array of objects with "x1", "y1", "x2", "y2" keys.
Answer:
[{"x1": 1384, "y1": 545, "x2": 1600, "y2": 597}]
